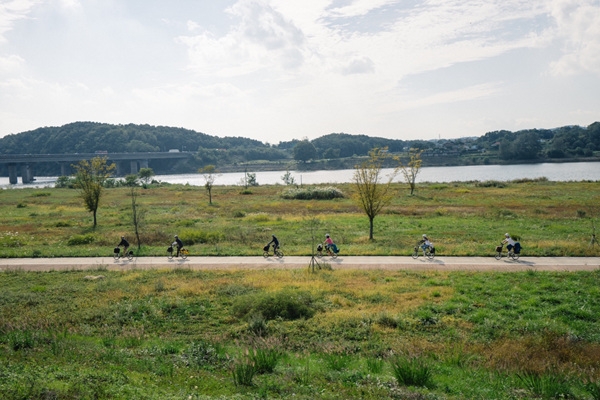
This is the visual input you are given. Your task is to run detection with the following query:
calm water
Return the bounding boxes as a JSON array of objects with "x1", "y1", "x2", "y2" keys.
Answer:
[{"x1": 1, "y1": 162, "x2": 599, "y2": 189}]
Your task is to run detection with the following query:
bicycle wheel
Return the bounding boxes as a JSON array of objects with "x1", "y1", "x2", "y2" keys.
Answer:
[
  {"x1": 275, "y1": 249, "x2": 284, "y2": 258},
  {"x1": 113, "y1": 252, "x2": 120, "y2": 260},
  {"x1": 425, "y1": 249, "x2": 434, "y2": 260},
  {"x1": 330, "y1": 251, "x2": 338, "y2": 259},
  {"x1": 180, "y1": 248, "x2": 188, "y2": 260},
  {"x1": 167, "y1": 250, "x2": 174, "y2": 260},
  {"x1": 263, "y1": 251, "x2": 269, "y2": 258},
  {"x1": 494, "y1": 252, "x2": 502, "y2": 260},
  {"x1": 126, "y1": 251, "x2": 134, "y2": 261},
  {"x1": 510, "y1": 252, "x2": 519, "y2": 261},
  {"x1": 316, "y1": 251, "x2": 323, "y2": 258},
  {"x1": 411, "y1": 247, "x2": 419, "y2": 259}
]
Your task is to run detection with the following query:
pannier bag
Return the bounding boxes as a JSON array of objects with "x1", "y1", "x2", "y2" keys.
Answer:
[
  {"x1": 514, "y1": 242, "x2": 521, "y2": 254},
  {"x1": 263, "y1": 245, "x2": 270, "y2": 252},
  {"x1": 317, "y1": 244, "x2": 323, "y2": 252},
  {"x1": 495, "y1": 246, "x2": 502, "y2": 253},
  {"x1": 167, "y1": 246, "x2": 173, "y2": 253},
  {"x1": 114, "y1": 247, "x2": 120, "y2": 254}
]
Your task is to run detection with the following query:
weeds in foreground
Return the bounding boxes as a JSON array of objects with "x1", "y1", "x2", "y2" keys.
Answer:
[
  {"x1": 516, "y1": 370, "x2": 573, "y2": 399},
  {"x1": 390, "y1": 356, "x2": 434, "y2": 388},
  {"x1": 249, "y1": 347, "x2": 282, "y2": 374},
  {"x1": 232, "y1": 359, "x2": 256, "y2": 386}
]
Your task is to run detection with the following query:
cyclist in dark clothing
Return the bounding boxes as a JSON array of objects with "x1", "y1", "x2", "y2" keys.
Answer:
[
  {"x1": 117, "y1": 236, "x2": 129, "y2": 255},
  {"x1": 267, "y1": 234, "x2": 279, "y2": 251},
  {"x1": 173, "y1": 235, "x2": 183, "y2": 257}
]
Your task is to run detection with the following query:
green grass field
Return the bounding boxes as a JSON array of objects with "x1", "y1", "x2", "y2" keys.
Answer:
[
  {"x1": 1, "y1": 268, "x2": 600, "y2": 399},
  {"x1": 0, "y1": 179, "x2": 599, "y2": 257}
]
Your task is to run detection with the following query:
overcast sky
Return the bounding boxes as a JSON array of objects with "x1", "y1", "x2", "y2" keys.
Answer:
[{"x1": 1, "y1": 0, "x2": 599, "y2": 144}]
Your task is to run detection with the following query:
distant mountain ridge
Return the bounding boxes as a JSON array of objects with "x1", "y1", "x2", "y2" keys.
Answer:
[{"x1": 0, "y1": 121, "x2": 598, "y2": 175}]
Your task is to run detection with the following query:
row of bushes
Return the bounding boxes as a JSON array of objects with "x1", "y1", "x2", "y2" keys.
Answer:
[{"x1": 280, "y1": 186, "x2": 345, "y2": 200}]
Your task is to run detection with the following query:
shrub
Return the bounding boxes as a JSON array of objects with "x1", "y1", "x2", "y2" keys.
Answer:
[
  {"x1": 281, "y1": 186, "x2": 345, "y2": 200},
  {"x1": 179, "y1": 229, "x2": 225, "y2": 245},
  {"x1": 390, "y1": 356, "x2": 434, "y2": 388},
  {"x1": 67, "y1": 234, "x2": 96, "y2": 245},
  {"x1": 182, "y1": 341, "x2": 228, "y2": 370},
  {"x1": 517, "y1": 370, "x2": 572, "y2": 399},
  {"x1": 232, "y1": 361, "x2": 256, "y2": 386},
  {"x1": 366, "y1": 357, "x2": 384, "y2": 374},
  {"x1": 476, "y1": 180, "x2": 506, "y2": 188},
  {"x1": 249, "y1": 347, "x2": 282, "y2": 374},
  {"x1": 232, "y1": 290, "x2": 317, "y2": 321},
  {"x1": 323, "y1": 353, "x2": 351, "y2": 371}
]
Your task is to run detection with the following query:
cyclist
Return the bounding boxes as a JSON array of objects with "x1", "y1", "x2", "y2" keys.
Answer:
[
  {"x1": 266, "y1": 234, "x2": 279, "y2": 252},
  {"x1": 419, "y1": 234, "x2": 434, "y2": 253},
  {"x1": 324, "y1": 234, "x2": 338, "y2": 254},
  {"x1": 173, "y1": 235, "x2": 183, "y2": 257},
  {"x1": 117, "y1": 236, "x2": 129, "y2": 256},
  {"x1": 502, "y1": 233, "x2": 515, "y2": 254}
]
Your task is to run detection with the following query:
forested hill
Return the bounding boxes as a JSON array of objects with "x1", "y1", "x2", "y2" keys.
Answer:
[
  {"x1": 0, "y1": 121, "x2": 266, "y2": 155},
  {"x1": 0, "y1": 121, "x2": 599, "y2": 175}
]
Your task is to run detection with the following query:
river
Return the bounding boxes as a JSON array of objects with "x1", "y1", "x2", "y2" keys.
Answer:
[{"x1": 1, "y1": 162, "x2": 599, "y2": 189}]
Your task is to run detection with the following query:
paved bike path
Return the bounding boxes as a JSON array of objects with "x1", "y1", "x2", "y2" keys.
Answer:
[{"x1": 1, "y1": 256, "x2": 599, "y2": 272}]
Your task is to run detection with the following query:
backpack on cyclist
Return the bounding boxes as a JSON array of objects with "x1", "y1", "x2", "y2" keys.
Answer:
[{"x1": 513, "y1": 242, "x2": 521, "y2": 254}]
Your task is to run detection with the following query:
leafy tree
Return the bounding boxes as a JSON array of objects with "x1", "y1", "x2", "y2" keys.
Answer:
[
  {"x1": 397, "y1": 148, "x2": 423, "y2": 195},
  {"x1": 138, "y1": 167, "x2": 155, "y2": 187},
  {"x1": 353, "y1": 147, "x2": 397, "y2": 240},
  {"x1": 124, "y1": 174, "x2": 139, "y2": 187},
  {"x1": 282, "y1": 168, "x2": 296, "y2": 185},
  {"x1": 293, "y1": 140, "x2": 317, "y2": 162},
  {"x1": 200, "y1": 165, "x2": 218, "y2": 205},
  {"x1": 73, "y1": 157, "x2": 116, "y2": 227},
  {"x1": 239, "y1": 169, "x2": 258, "y2": 189}
]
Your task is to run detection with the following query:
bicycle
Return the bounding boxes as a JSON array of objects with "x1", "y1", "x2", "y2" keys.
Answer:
[
  {"x1": 316, "y1": 243, "x2": 338, "y2": 259},
  {"x1": 113, "y1": 247, "x2": 133, "y2": 261},
  {"x1": 494, "y1": 243, "x2": 520, "y2": 260},
  {"x1": 412, "y1": 244, "x2": 435, "y2": 260},
  {"x1": 263, "y1": 244, "x2": 283, "y2": 258},
  {"x1": 167, "y1": 245, "x2": 189, "y2": 260}
]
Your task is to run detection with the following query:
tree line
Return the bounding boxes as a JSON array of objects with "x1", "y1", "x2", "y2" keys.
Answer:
[{"x1": 0, "y1": 121, "x2": 598, "y2": 176}]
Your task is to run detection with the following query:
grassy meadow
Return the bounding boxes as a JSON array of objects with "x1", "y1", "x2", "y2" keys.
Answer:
[
  {"x1": 0, "y1": 179, "x2": 599, "y2": 257},
  {"x1": 1, "y1": 267, "x2": 600, "y2": 399},
  {"x1": 1, "y1": 179, "x2": 600, "y2": 398}
]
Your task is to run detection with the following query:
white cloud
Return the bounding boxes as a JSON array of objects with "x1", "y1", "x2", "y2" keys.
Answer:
[
  {"x1": 0, "y1": 53, "x2": 24, "y2": 72},
  {"x1": 0, "y1": 0, "x2": 40, "y2": 43},
  {"x1": 549, "y1": 0, "x2": 600, "y2": 76}
]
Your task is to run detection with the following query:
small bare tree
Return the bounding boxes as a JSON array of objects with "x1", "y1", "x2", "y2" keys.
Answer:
[
  {"x1": 199, "y1": 165, "x2": 218, "y2": 205},
  {"x1": 397, "y1": 148, "x2": 424, "y2": 195},
  {"x1": 129, "y1": 186, "x2": 146, "y2": 250},
  {"x1": 353, "y1": 147, "x2": 397, "y2": 240}
]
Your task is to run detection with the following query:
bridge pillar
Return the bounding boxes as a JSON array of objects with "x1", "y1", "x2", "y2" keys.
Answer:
[
  {"x1": 60, "y1": 162, "x2": 69, "y2": 176},
  {"x1": 140, "y1": 159, "x2": 149, "y2": 169},
  {"x1": 8, "y1": 164, "x2": 18, "y2": 184},
  {"x1": 21, "y1": 164, "x2": 32, "y2": 184},
  {"x1": 130, "y1": 160, "x2": 138, "y2": 175}
]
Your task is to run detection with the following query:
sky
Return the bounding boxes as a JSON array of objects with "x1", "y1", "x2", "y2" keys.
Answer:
[{"x1": 0, "y1": 0, "x2": 599, "y2": 144}]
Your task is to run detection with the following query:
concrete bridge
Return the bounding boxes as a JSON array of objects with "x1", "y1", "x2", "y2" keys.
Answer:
[{"x1": 0, "y1": 152, "x2": 192, "y2": 184}]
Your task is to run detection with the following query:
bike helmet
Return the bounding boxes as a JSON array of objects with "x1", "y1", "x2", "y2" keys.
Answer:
[
  {"x1": 174, "y1": 235, "x2": 178, "y2": 238},
  {"x1": 325, "y1": 234, "x2": 330, "y2": 238},
  {"x1": 505, "y1": 233, "x2": 510, "y2": 238},
  {"x1": 121, "y1": 236, "x2": 125, "y2": 239},
  {"x1": 422, "y1": 234, "x2": 427, "y2": 238},
  {"x1": 272, "y1": 234, "x2": 276, "y2": 238}
]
